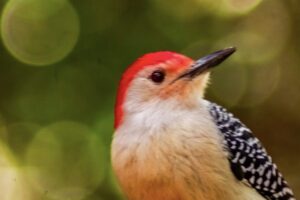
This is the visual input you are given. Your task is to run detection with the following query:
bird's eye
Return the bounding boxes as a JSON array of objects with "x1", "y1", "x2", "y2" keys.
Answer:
[{"x1": 149, "y1": 70, "x2": 165, "y2": 83}]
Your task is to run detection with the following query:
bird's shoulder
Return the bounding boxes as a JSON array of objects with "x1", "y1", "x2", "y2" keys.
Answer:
[{"x1": 205, "y1": 100, "x2": 295, "y2": 200}]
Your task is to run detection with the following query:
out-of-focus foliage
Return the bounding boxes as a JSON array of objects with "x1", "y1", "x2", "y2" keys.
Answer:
[{"x1": 0, "y1": 0, "x2": 299, "y2": 199}]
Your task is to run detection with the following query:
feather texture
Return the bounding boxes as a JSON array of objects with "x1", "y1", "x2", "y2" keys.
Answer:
[{"x1": 208, "y1": 102, "x2": 295, "y2": 200}]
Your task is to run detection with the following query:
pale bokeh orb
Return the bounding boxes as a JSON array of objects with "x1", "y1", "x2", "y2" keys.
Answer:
[
  {"x1": 197, "y1": 0, "x2": 263, "y2": 17},
  {"x1": 0, "y1": 141, "x2": 34, "y2": 200},
  {"x1": 150, "y1": 0, "x2": 263, "y2": 20},
  {"x1": 212, "y1": 0, "x2": 288, "y2": 107},
  {"x1": 223, "y1": 0, "x2": 263, "y2": 16},
  {"x1": 1, "y1": 0, "x2": 80, "y2": 66},
  {"x1": 215, "y1": 0, "x2": 290, "y2": 65},
  {"x1": 25, "y1": 121, "x2": 105, "y2": 200},
  {"x1": 239, "y1": 63, "x2": 281, "y2": 108}
]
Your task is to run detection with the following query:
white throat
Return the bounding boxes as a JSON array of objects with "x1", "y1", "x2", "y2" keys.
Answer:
[{"x1": 120, "y1": 97, "x2": 209, "y2": 132}]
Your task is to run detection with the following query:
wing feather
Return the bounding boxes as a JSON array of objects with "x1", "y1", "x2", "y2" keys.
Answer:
[{"x1": 208, "y1": 102, "x2": 295, "y2": 200}]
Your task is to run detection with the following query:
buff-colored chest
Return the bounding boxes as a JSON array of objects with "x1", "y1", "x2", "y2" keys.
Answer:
[{"x1": 111, "y1": 105, "x2": 264, "y2": 200}]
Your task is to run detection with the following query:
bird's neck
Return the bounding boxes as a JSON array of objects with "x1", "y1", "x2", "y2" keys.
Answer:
[{"x1": 119, "y1": 98, "x2": 209, "y2": 132}]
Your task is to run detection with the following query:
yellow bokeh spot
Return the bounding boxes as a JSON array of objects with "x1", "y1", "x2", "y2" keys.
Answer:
[
  {"x1": 239, "y1": 63, "x2": 281, "y2": 107},
  {"x1": 0, "y1": 140, "x2": 34, "y2": 200},
  {"x1": 25, "y1": 121, "x2": 105, "y2": 200},
  {"x1": 197, "y1": 0, "x2": 263, "y2": 17},
  {"x1": 150, "y1": 0, "x2": 263, "y2": 20},
  {"x1": 215, "y1": 0, "x2": 290, "y2": 65},
  {"x1": 1, "y1": 0, "x2": 80, "y2": 66},
  {"x1": 223, "y1": 0, "x2": 262, "y2": 16}
]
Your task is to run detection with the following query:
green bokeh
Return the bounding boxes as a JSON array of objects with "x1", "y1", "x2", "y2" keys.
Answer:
[
  {"x1": 1, "y1": 0, "x2": 80, "y2": 66},
  {"x1": 0, "y1": 0, "x2": 299, "y2": 199}
]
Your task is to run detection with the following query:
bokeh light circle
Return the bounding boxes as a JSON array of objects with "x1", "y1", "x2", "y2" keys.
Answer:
[
  {"x1": 25, "y1": 121, "x2": 105, "y2": 200},
  {"x1": 0, "y1": 140, "x2": 35, "y2": 200},
  {"x1": 215, "y1": 0, "x2": 290, "y2": 65},
  {"x1": 5, "y1": 122, "x2": 40, "y2": 161},
  {"x1": 222, "y1": 0, "x2": 263, "y2": 16},
  {"x1": 150, "y1": 0, "x2": 263, "y2": 20},
  {"x1": 239, "y1": 63, "x2": 281, "y2": 107},
  {"x1": 211, "y1": 0, "x2": 288, "y2": 107},
  {"x1": 1, "y1": 0, "x2": 80, "y2": 66},
  {"x1": 190, "y1": 0, "x2": 263, "y2": 18}
]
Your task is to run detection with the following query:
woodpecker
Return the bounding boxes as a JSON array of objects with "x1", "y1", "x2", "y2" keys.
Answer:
[{"x1": 111, "y1": 47, "x2": 295, "y2": 200}]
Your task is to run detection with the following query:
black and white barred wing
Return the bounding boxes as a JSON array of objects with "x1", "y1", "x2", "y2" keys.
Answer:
[{"x1": 208, "y1": 102, "x2": 295, "y2": 200}]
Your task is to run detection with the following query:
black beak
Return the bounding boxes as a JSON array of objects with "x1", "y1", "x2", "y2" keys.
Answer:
[{"x1": 175, "y1": 47, "x2": 236, "y2": 81}]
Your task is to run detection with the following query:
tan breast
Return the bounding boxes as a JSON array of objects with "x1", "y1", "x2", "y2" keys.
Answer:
[{"x1": 111, "y1": 103, "x2": 264, "y2": 200}]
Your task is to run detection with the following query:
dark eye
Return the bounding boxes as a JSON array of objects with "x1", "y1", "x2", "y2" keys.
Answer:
[{"x1": 149, "y1": 70, "x2": 165, "y2": 83}]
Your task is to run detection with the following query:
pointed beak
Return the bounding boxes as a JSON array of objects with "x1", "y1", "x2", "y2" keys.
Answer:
[{"x1": 174, "y1": 47, "x2": 236, "y2": 81}]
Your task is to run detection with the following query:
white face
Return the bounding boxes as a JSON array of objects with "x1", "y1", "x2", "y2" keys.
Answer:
[{"x1": 123, "y1": 64, "x2": 210, "y2": 122}]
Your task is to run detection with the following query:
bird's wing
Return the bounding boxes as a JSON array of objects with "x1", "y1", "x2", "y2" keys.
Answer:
[{"x1": 208, "y1": 101, "x2": 295, "y2": 200}]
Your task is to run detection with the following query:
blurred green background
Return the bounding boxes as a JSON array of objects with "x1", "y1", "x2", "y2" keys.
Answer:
[{"x1": 0, "y1": 0, "x2": 299, "y2": 199}]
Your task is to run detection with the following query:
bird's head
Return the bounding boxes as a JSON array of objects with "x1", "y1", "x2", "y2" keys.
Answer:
[{"x1": 114, "y1": 47, "x2": 236, "y2": 129}]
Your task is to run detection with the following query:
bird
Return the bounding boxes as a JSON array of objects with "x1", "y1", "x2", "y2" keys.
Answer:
[{"x1": 111, "y1": 47, "x2": 295, "y2": 200}]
